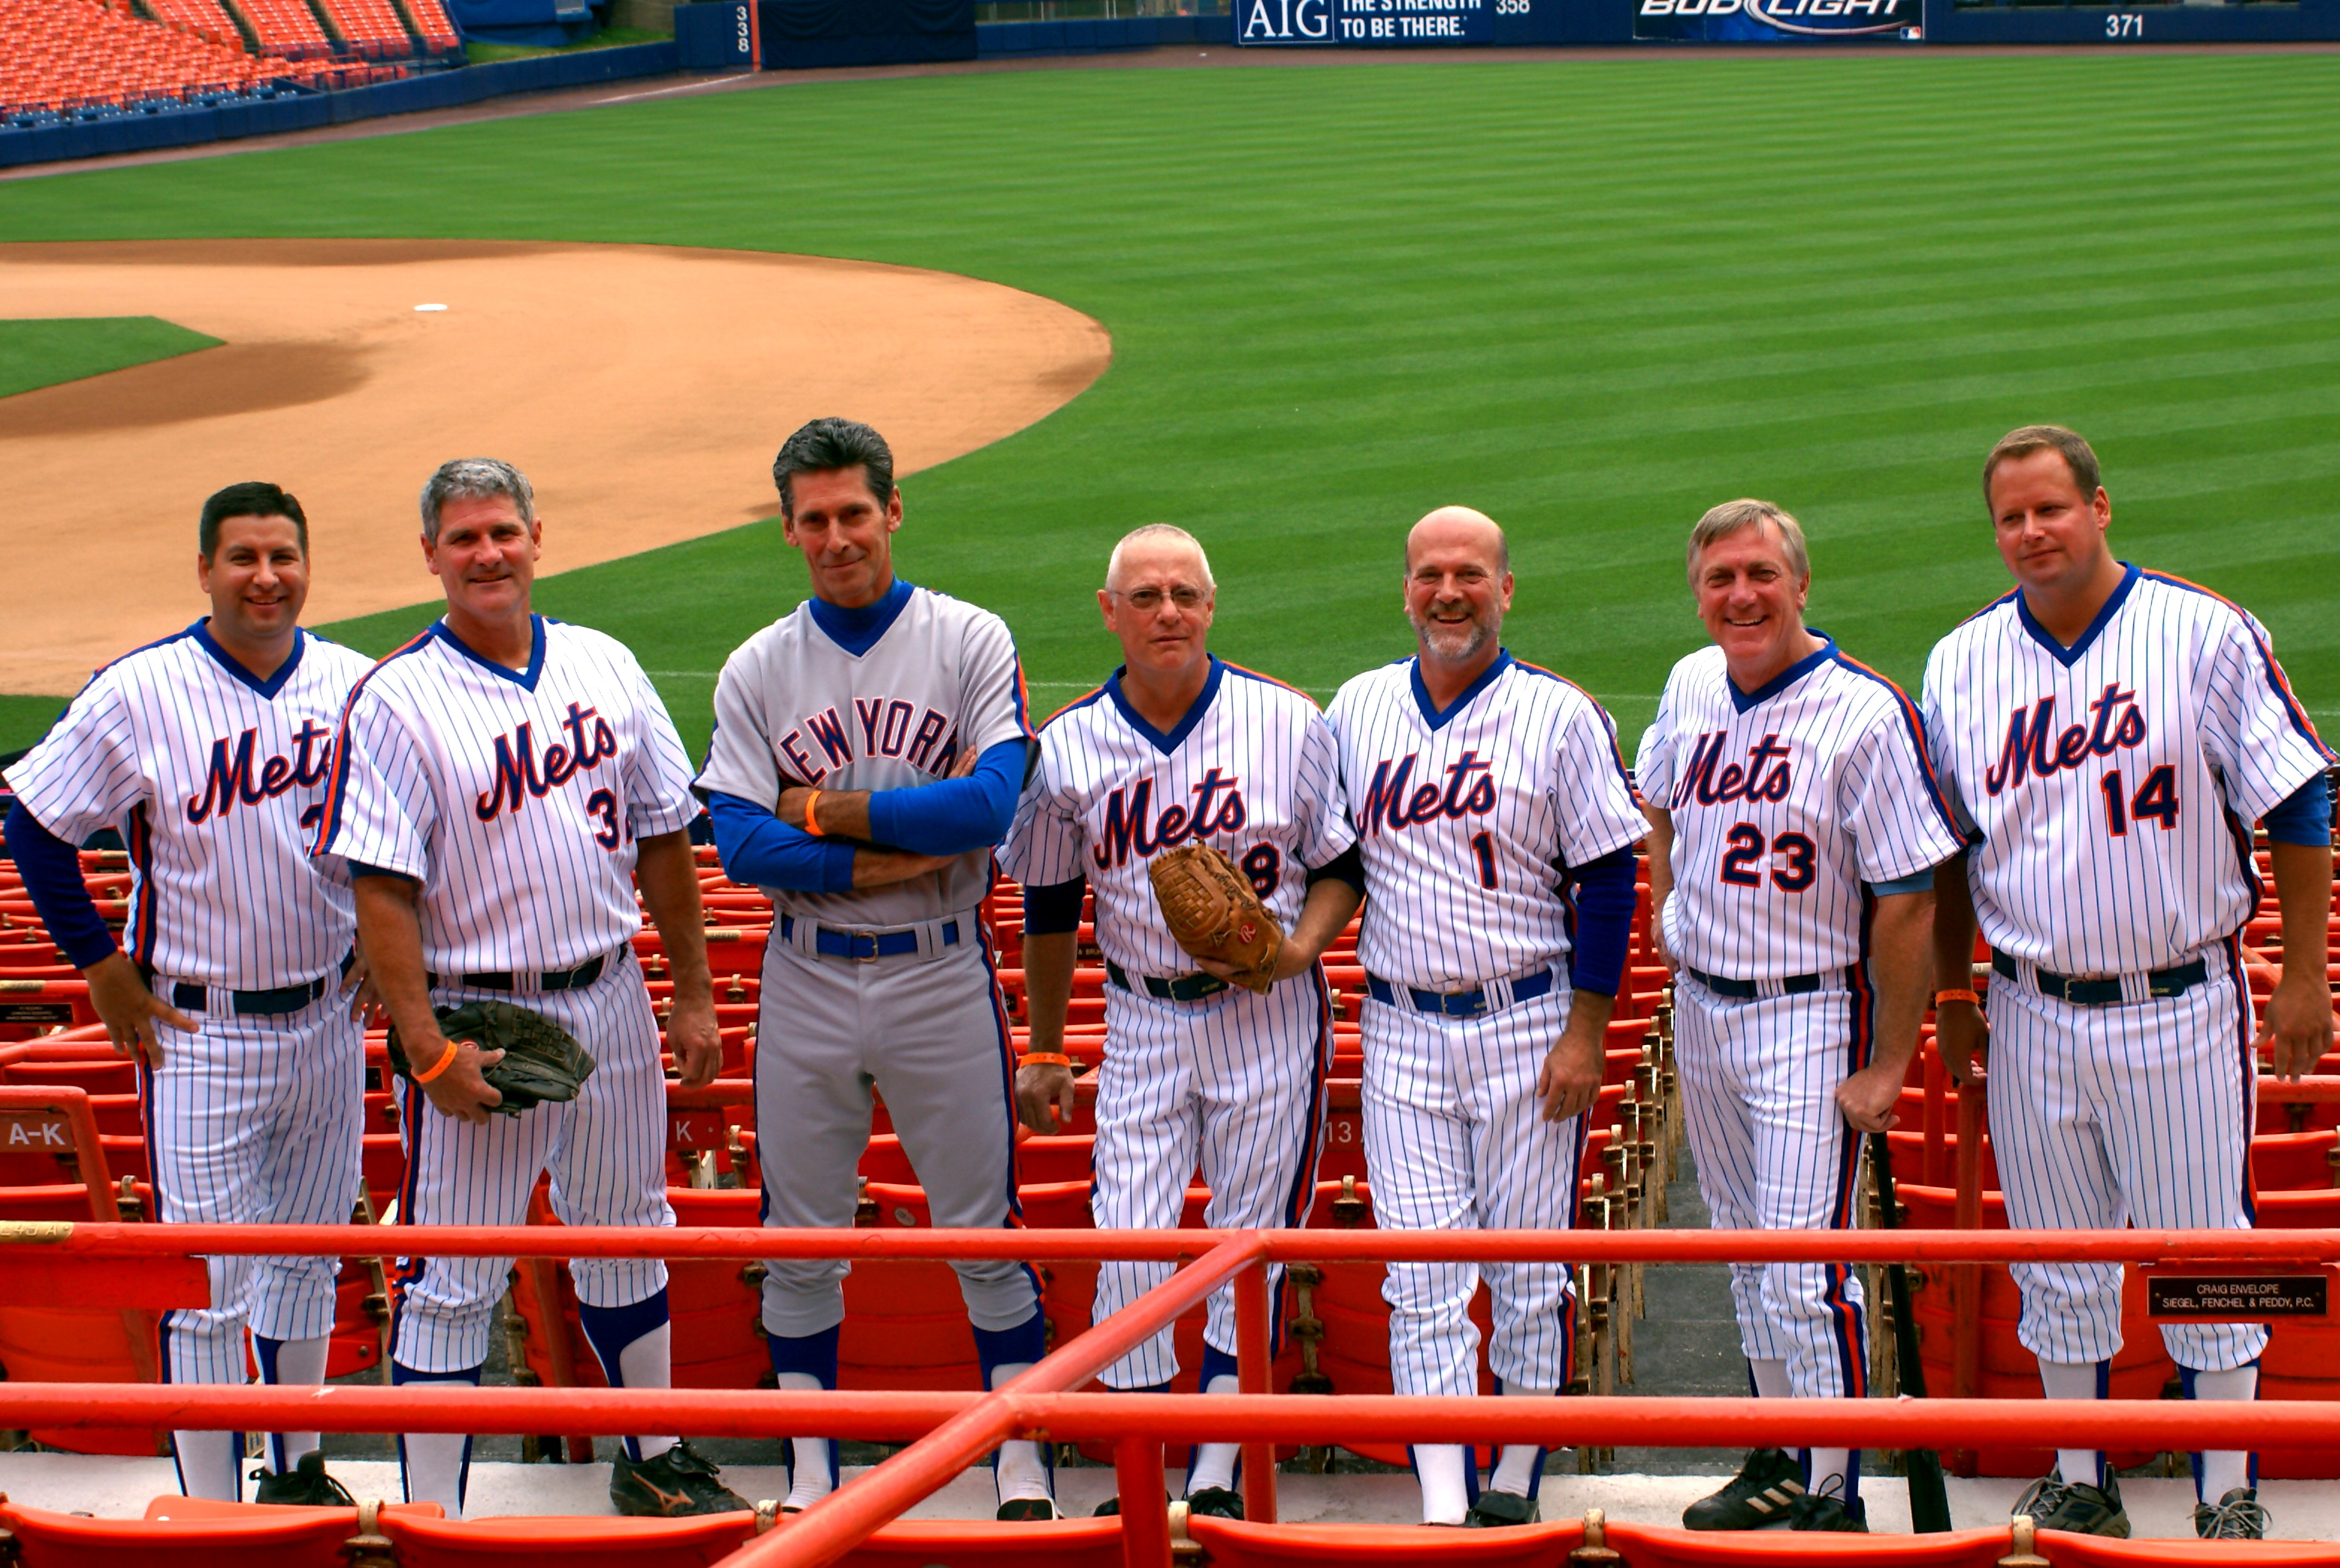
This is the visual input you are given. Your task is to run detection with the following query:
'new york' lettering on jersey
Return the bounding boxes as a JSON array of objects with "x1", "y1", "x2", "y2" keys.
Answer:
[
  {"x1": 1003, "y1": 658, "x2": 1355, "y2": 977},
  {"x1": 310, "y1": 616, "x2": 702, "y2": 976},
  {"x1": 1635, "y1": 639, "x2": 1966, "y2": 980},
  {"x1": 3, "y1": 622, "x2": 372, "y2": 989},
  {"x1": 1328, "y1": 651, "x2": 1646, "y2": 991},
  {"x1": 1923, "y1": 564, "x2": 2334, "y2": 976},
  {"x1": 696, "y1": 583, "x2": 1035, "y2": 928}
]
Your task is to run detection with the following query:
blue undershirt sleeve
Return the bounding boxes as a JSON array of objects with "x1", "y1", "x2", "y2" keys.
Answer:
[
  {"x1": 1022, "y1": 876, "x2": 1086, "y2": 936},
  {"x1": 709, "y1": 792, "x2": 855, "y2": 895},
  {"x1": 862, "y1": 740, "x2": 1033, "y2": 858},
  {"x1": 2263, "y1": 772, "x2": 2334, "y2": 848},
  {"x1": 2, "y1": 800, "x2": 115, "y2": 970},
  {"x1": 349, "y1": 863, "x2": 421, "y2": 886},
  {"x1": 1564, "y1": 844, "x2": 1638, "y2": 999}
]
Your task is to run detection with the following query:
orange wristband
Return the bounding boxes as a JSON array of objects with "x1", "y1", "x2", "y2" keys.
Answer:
[
  {"x1": 412, "y1": 1036, "x2": 459, "y2": 1084},
  {"x1": 799, "y1": 789, "x2": 825, "y2": 837},
  {"x1": 1934, "y1": 988, "x2": 1980, "y2": 1008},
  {"x1": 1021, "y1": 1053, "x2": 1074, "y2": 1069}
]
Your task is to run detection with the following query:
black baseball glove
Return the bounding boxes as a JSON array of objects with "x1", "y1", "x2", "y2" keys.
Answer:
[{"x1": 386, "y1": 1000, "x2": 595, "y2": 1117}]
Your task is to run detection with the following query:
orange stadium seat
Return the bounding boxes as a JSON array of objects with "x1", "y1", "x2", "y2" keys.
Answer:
[
  {"x1": 1186, "y1": 1514, "x2": 1588, "y2": 1566},
  {"x1": 0, "y1": 1496, "x2": 442, "y2": 1568},
  {"x1": 832, "y1": 1517, "x2": 1124, "y2": 1567},
  {"x1": 377, "y1": 1508, "x2": 757, "y2": 1564}
]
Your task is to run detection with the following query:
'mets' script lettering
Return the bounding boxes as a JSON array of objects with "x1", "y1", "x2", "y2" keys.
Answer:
[
  {"x1": 1093, "y1": 770, "x2": 1248, "y2": 869},
  {"x1": 475, "y1": 704, "x2": 619, "y2": 821},
  {"x1": 1356, "y1": 751, "x2": 1498, "y2": 835},
  {"x1": 1984, "y1": 684, "x2": 2148, "y2": 796},
  {"x1": 185, "y1": 720, "x2": 333, "y2": 825},
  {"x1": 1668, "y1": 732, "x2": 1793, "y2": 812},
  {"x1": 774, "y1": 698, "x2": 963, "y2": 786}
]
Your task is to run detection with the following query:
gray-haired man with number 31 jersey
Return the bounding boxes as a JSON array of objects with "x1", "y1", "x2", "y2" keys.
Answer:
[{"x1": 695, "y1": 418, "x2": 1059, "y2": 1519}]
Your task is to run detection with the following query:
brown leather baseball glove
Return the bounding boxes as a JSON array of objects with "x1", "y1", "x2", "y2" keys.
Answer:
[{"x1": 1148, "y1": 842, "x2": 1284, "y2": 995}]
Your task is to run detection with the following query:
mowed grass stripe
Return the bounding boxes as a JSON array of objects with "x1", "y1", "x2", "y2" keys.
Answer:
[{"x1": 0, "y1": 56, "x2": 2333, "y2": 760}]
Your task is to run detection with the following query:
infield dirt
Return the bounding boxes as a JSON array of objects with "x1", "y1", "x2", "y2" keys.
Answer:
[{"x1": 0, "y1": 238, "x2": 1110, "y2": 694}]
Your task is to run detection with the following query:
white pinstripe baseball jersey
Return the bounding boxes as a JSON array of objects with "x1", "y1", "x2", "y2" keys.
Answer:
[
  {"x1": 1327, "y1": 652, "x2": 1646, "y2": 991},
  {"x1": 311, "y1": 616, "x2": 701, "y2": 973},
  {"x1": 1635, "y1": 638, "x2": 1967, "y2": 979},
  {"x1": 4, "y1": 622, "x2": 370, "y2": 988},
  {"x1": 1001, "y1": 658, "x2": 1356, "y2": 973},
  {"x1": 1922, "y1": 565, "x2": 2334, "y2": 975},
  {"x1": 696, "y1": 584, "x2": 1034, "y2": 927}
]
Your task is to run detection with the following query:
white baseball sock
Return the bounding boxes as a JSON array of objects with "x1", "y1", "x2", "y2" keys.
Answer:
[
  {"x1": 775, "y1": 1371, "x2": 835, "y2": 1511},
  {"x1": 989, "y1": 1361, "x2": 1052, "y2": 1505},
  {"x1": 2191, "y1": 1365, "x2": 2257, "y2": 1500},
  {"x1": 1414, "y1": 1444, "x2": 1470, "y2": 1525},
  {"x1": 172, "y1": 1429, "x2": 241, "y2": 1502},
  {"x1": 400, "y1": 1427, "x2": 471, "y2": 1519},
  {"x1": 615, "y1": 1321, "x2": 676, "y2": 1463},
  {"x1": 259, "y1": 1334, "x2": 329, "y2": 1475},
  {"x1": 1186, "y1": 1373, "x2": 1242, "y2": 1495},
  {"x1": 1748, "y1": 1356, "x2": 1792, "y2": 1400},
  {"x1": 1488, "y1": 1383, "x2": 1553, "y2": 1498},
  {"x1": 2039, "y1": 1359, "x2": 2104, "y2": 1487}
]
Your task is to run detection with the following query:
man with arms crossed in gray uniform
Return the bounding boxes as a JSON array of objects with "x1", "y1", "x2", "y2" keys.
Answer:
[{"x1": 696, "y1": 418, "x2": 1055, "y2": 1519}]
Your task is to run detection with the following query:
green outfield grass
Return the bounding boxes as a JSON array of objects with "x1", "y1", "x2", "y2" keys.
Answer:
[
  {"x1": 2, "y1": 55, "x2": 2336, "y2": 764},
  {"x1": 0, "y1": 314, "x2": 219, "y2": 400}
]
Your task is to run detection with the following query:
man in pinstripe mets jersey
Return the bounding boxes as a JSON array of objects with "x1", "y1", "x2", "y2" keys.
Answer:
[
  {"x1": 694, "y1": 418, "x2": 1057, "y2": 1520},
  {"x1": 1925, "y1": 427, "x2": 2335, "y2": 1543},
  {"x1": 4, "y1": 482, "x2": 373, "y2": 1505},
  {"x1": 1635, "y1": 500, "x2": 1965, "y2": 1534},
  {"x1": 312, "y1": 459, "x2": 744, "y2": 1520},
  {"x1": 1326, "y1": 506, "x2": 1646, "y2": 1528},
  {"x1": 1001, "y1": 524, "x2": 1364, "y2": 1519}
]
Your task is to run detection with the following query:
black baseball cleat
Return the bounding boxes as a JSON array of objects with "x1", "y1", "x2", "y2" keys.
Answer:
[
  {"x1": 1786, "y1": 1493, "x2": 1868, "y2": 1532},
  {"x1": 252, "y1": 1449, "x2": 354, "y2": 1507},
  {"x1": 2194, "y1": 1487, "x2": 2270, "y2": 1540},
  {"x1": 610, "y1": 1440, "x2": 750, "y2": 1516},
  {"x1": 1682, "y1": 1447, "x2": 1805, "y2": 1530},
  {"x1": 1463, "y1": 1488, "x2": 1540, "y2": 1528},
  {"x1": 1185, "y1": 1485, "x2": 1244, "y2": 1519},
  {"x1": 2011, "y1": 1472, "x2": 2130, "y2": 1538},
  {"x1": 996, "y1": 1496, "x2": 1060, "y2": 1521},
  {"x1": 1092, "y1": 1496, "x2": 1122, "y2": 1516}
]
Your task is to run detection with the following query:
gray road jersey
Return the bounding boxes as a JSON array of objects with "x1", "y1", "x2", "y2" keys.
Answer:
[{"x1": 696, "y1": 584, "x2": 1035, "y2": 927}]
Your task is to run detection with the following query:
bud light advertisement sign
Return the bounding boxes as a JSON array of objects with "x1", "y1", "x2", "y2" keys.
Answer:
[{"x1": 1635, "y1": 0, "x2": 1920, "y2": 41}]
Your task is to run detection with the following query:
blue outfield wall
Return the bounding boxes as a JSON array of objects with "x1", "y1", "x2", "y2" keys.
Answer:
[{"x1": 0, "y1": 40, "x2": 678, "y2": 169}]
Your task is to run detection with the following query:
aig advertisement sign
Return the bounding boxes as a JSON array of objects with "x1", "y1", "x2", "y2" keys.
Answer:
[
  {"x1": 1635, "y1": 0, "x2": 1919, "y2": 40},
  {"x1": 1239, "y1": 0, "x2": 1497, "y2": 46}
]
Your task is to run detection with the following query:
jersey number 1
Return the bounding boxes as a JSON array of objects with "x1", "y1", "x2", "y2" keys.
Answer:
[{"x1": 2099, "y1": 766, "x2": 2178, "y2": 837}]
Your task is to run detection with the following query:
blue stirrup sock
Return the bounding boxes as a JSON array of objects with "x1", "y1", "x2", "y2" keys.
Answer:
[
  {"x1": 974, "y1": 1314, "x2": 1053, "y2": 1504},
  {"x1": 2182, "y1": 1361, "x2": 2260, "y2": 1502},
  {"x1": 578, "y1": 1288, "x2": 675, "y2": 1463},
  {"x1": 253, "y1": 1333, "x2": 329, "y2": 1476},
  {"x1": 770, "y1": 1323, "x2": 842, "y2": 1507},
  {"x1": 393, "y1": 1360, "x2": 481, "y2": 1518},
  {"x1": 1187, "y1": 1344, "x2": 1244, "y2": 1496}
]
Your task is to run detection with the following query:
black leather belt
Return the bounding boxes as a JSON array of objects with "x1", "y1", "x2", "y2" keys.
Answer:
[
  {"x1": 1106, "y1": 959, "x2": 1228, "y2": 1003},
  {"x1": 1992, "y1": 949, "x2": 2209, "y2": 1006},
  {"x1": 170, "y1": 952, "x2": 356, "y2": 1017},
  {"x1": 1686, "y1": 966, "x2": 1833, "y2": 1002},
  {"x1": 781, "y1": 914, "x2": 959, "y2": 962},
  {"x1": 428, "y1": 949, "x2": 613, "y2": 993},
  {"x1": 1366, "y1": 967, "x2": 1555, "y2": 1020}
]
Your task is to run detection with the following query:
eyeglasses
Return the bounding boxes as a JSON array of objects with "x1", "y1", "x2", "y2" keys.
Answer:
[{"x1": 1108, "y1": 586, "x2": 1207, "y2": 612}]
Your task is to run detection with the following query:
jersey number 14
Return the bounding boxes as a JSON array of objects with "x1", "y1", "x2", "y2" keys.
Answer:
[{"x1": 2099, "y1": 766, "x2": 2179, "y2": 837}]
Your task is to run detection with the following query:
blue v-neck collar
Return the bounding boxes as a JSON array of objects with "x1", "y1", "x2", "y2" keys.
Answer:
[
  {"x1": 2016, "y1": 563, "x2": 2138, "y2": 667},
  {"x1": 1108, "y1": 657, "x2": 1225, "y2": 756},
  {"x1": 435, "y1": 614, "x2": 546, "y2": 690},
  {"x1": 1411, "y1": 650, "x2": 1512, "y2": 731},
  {"x1": 191, "y1": 619, "x2": 306, "y2": 698},
  {"x1": 808, "y1": 577, "x2": 914, "y2": 658},
  {"x1": 1727, "y1": 634, "x2": 1836, "y2": 714}
]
